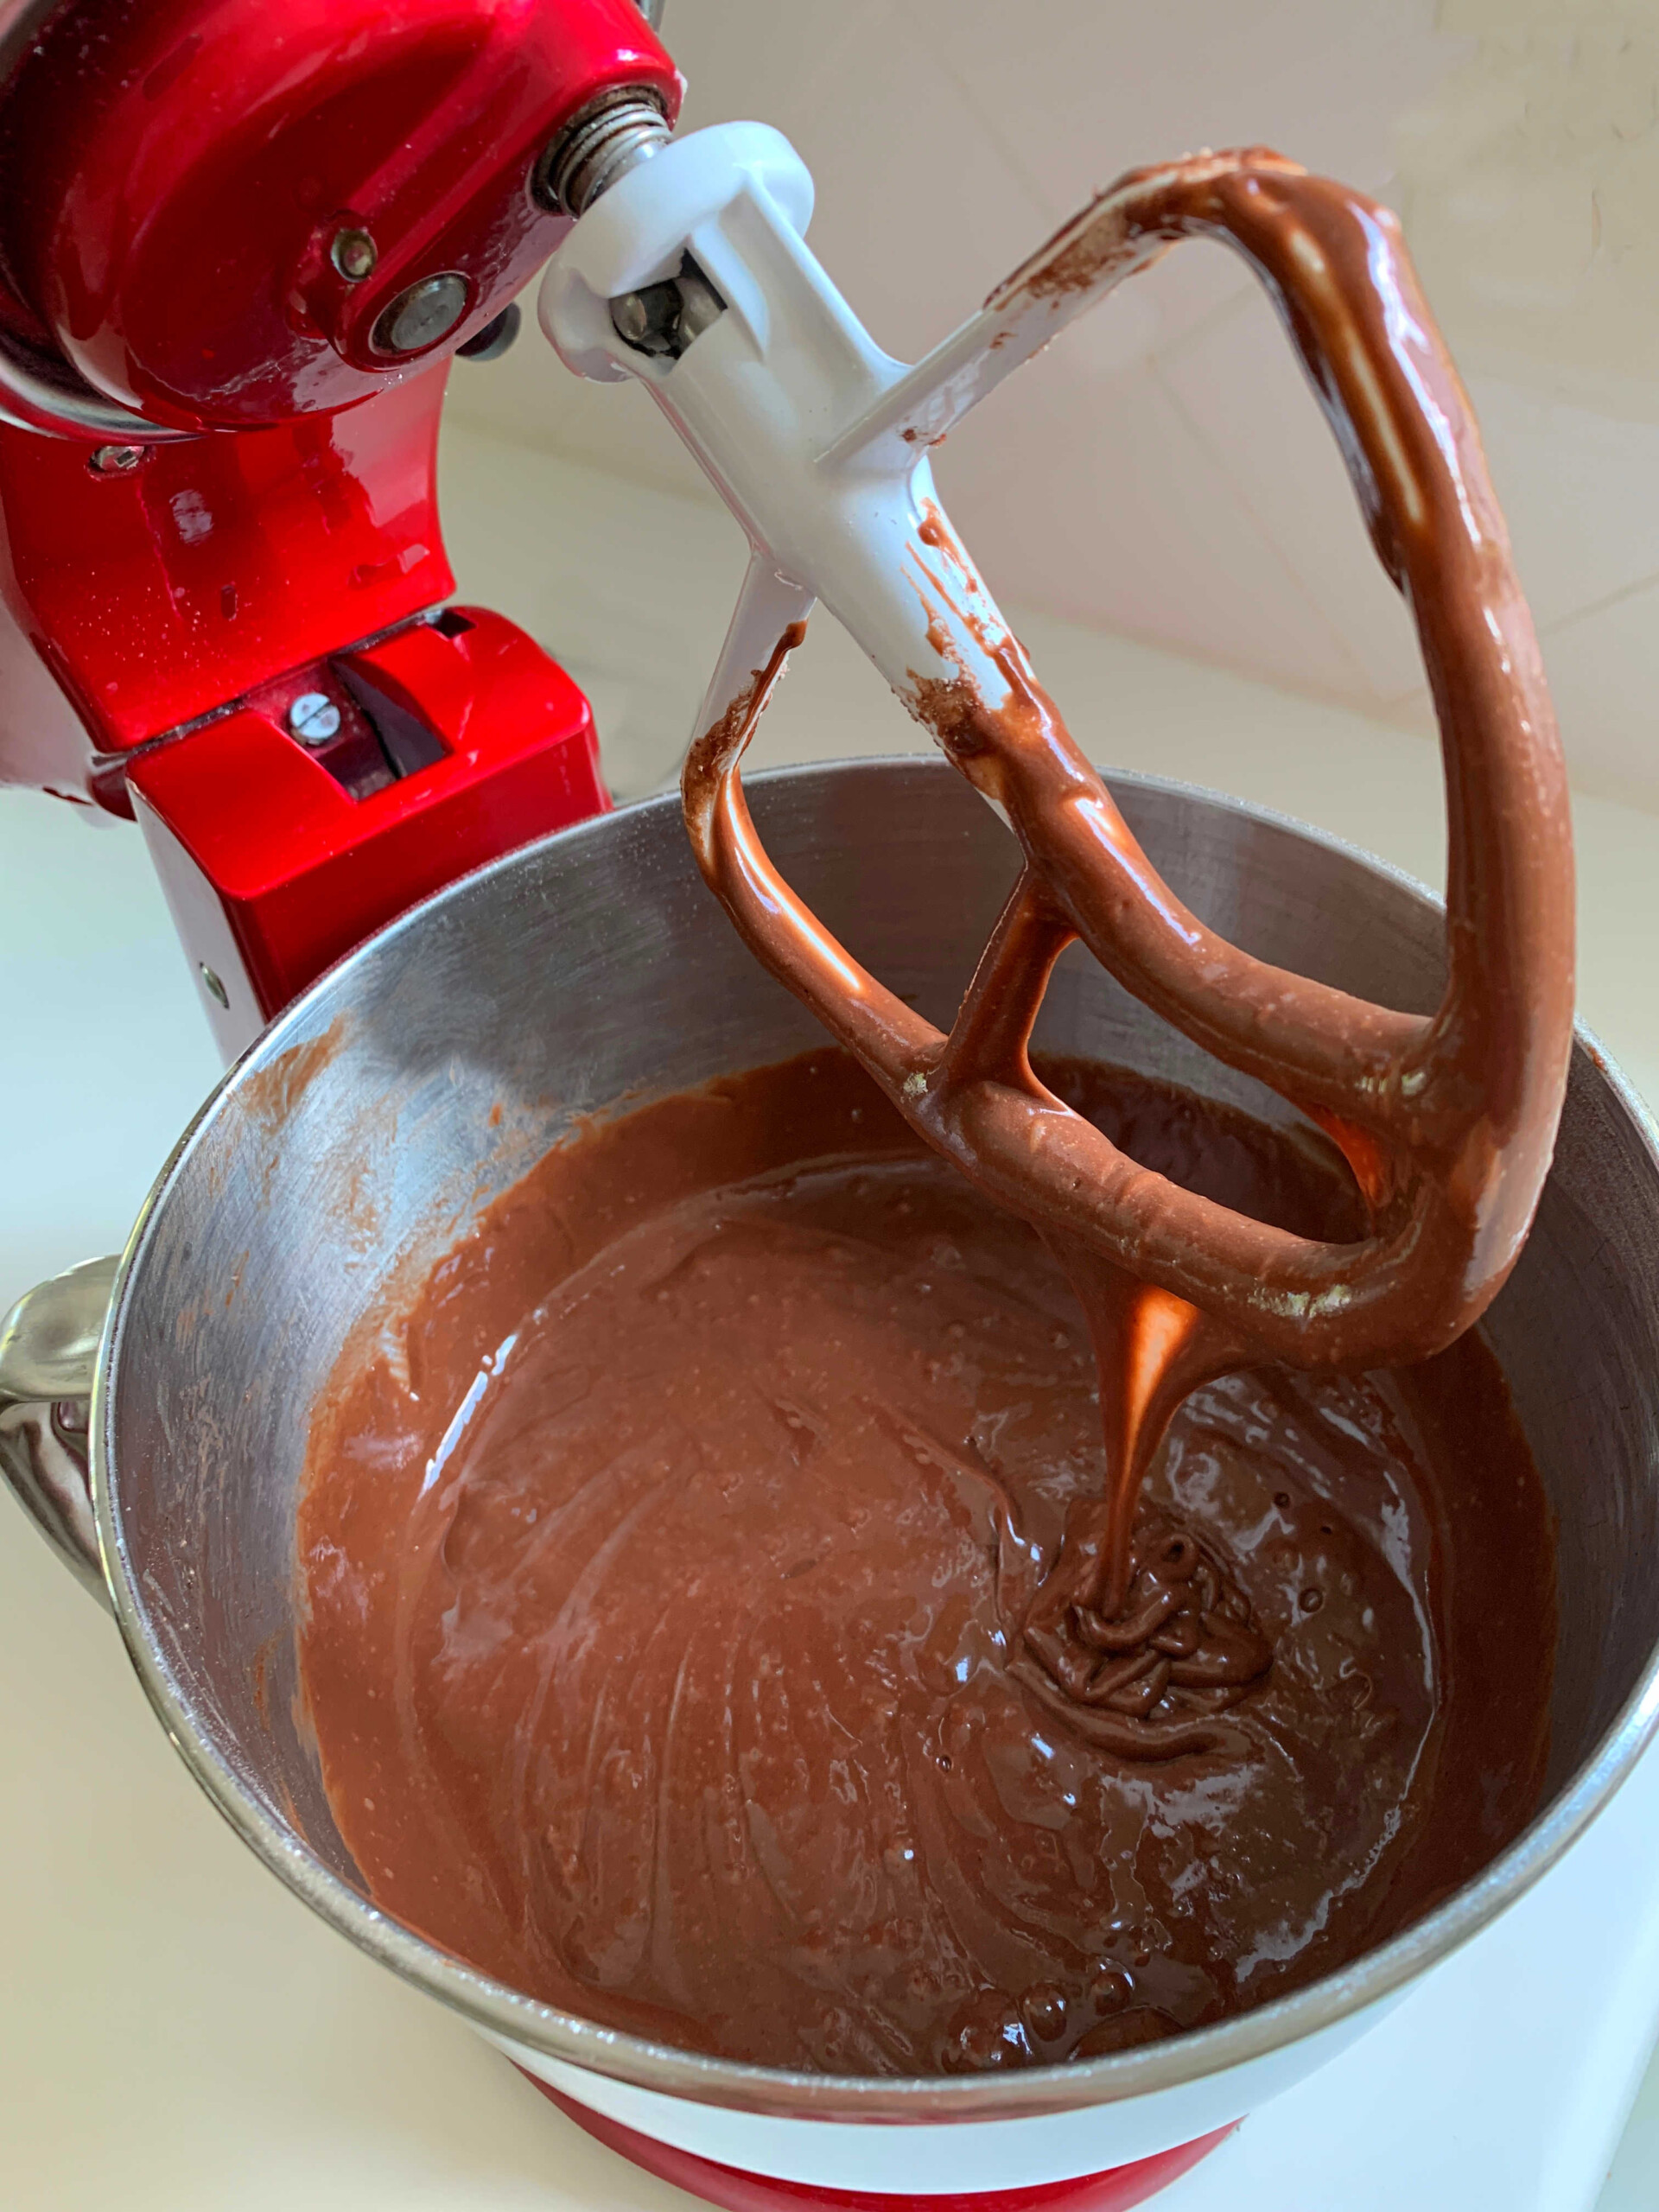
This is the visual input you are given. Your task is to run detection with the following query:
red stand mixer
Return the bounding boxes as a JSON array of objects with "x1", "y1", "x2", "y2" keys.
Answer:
[{"x1": 0, "y1": 0, "x2": 678, "y2": 1054}]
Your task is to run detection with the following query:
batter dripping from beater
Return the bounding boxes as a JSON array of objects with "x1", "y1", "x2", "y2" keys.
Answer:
[{"x1": 677, "y1": 151, "x2": 1573, "y2": 1749}]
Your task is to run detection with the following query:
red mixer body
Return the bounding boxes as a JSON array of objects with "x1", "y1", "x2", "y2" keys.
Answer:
[
  {"x1": 0, "y1": 0, "x2": 677, "y2": 429},
  {"x1": 0, "y1": 0, "x2": 681, "y2": 1047},
  {"x1": 529, "y1": 2077, "x2": 1237, "y2": 2212}
]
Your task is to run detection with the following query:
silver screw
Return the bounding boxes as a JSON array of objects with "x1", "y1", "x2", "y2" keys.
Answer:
[
  {"x1": 611, "y1": 282, "x2": 681, "y2": 353},
  {"x1": 611, "y1": 256, "x2": 725, "y2": 360},
  {"x1": 371, "y1": 272, "x2": 470, "y2": 356},
  {"x1": 331, "y1": 227, "x2": 378, "y2": 283},
  {"x1": 199, "y1": 963, "x2": 230, "y2": 1009},
  {"x1": 89, "y1": 444, "x2": 146, "y2": 474},
  {"x1": 288, "y1": 691, "x2": 342, "y2": 745}
]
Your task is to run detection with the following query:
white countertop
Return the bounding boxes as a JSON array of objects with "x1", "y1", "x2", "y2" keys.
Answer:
[{"x1": 5, "y1": 441, "x2": 1659, "y2": 2208}]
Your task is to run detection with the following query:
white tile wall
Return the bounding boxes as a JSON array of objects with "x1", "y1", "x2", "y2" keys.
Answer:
[
  {"x1": 931, "y1": 343, "x2": 1376, "y2": 703},
  {"x1": 1465, "y1": 379, "x2": 1659, "y2": 635},
  {"x1": 1157, "y1": 290, "x2": 1424, "y2": 702},
  {"x1": 894, "y1": 0, "x2": 1452, "y2": 206},
  {"x1": 448, "y1": 0, "x2": 1659, "y2": 817},
  {"x1": 1522, "y1": 579, "x2": 1659, "y2": 805}
]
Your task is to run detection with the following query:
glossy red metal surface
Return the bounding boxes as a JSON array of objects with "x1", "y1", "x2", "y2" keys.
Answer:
[
  {"x1": 0, "y1": 0, "x2": 649, "y2": 1027},
  {"x1": 0, "y1": 370, "x2": 455, "y2": 787},
  {"x1": 0, "y1": 0, "x2": 679, "y2": 430},
  {"x1": 127, "y1": 604, "x2": 607, "y2": 1026},
  {"x1": 523, "y1": 2078, "x2": 1236, "y2": 2212}
]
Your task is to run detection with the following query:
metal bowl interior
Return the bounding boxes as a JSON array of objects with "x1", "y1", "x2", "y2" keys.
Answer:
[{"x1": 95, "y1": 757, "x2": 1659, "y2": 2121}]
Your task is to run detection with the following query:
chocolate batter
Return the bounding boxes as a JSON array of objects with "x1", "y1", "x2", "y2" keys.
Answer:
[{"x1": 299, "y1": 1051, "x2": 1554, "y2": 2075}]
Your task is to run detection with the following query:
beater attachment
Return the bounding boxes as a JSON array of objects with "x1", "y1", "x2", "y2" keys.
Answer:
[{"x1": 540, "y1": 130, "x2": 1574, "y2": 1375}]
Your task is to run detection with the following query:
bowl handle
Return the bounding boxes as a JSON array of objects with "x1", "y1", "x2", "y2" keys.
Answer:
[{"x1": 0, "y1": 1256, "x2": 118, "y2": 1611}]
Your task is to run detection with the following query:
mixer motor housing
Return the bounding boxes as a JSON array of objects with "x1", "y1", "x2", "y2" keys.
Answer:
[{"x1": 0, "y1": 0, "x2": 677, "y2": 1052}]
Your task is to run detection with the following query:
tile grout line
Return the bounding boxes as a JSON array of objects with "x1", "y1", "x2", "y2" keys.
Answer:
[
  {"x1": 1535, "y1": 563, "x2": 1659, "y2": 645},
  {"x1": 1148, "y1": 355, "x2": 1387, "y2": 705}
]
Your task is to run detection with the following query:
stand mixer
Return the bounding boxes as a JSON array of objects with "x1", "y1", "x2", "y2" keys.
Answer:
[
  {"x1": 0, "y1": 3, "x2": 1602, "y2": 2210},
  {"x1": 0, "y1": 0, "x2": 682, "y2": 1054}
]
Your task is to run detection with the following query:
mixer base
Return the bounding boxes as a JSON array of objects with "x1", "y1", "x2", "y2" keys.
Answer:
[{"x1": 518, "y1": 2072, "x2": 1235, "y2": 2210}]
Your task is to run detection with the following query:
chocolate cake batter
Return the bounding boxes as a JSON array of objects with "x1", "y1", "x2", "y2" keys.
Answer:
[{"x1": 299, "y1": 1052, "x2": 1554, "y2": 2075}]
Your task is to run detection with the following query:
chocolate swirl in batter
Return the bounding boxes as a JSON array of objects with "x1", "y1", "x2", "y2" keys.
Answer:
[{"x1": 299, "y1": 1052, "x2": 1554, "y2": 2075}]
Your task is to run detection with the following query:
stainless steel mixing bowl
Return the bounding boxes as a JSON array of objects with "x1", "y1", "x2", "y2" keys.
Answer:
[{"x1": 6, "y1": 759, "x2": 1659, "y2": 2190}]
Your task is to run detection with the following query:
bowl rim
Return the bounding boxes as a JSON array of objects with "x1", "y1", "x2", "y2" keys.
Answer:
[{"x1": 92, "y1": 754, "x2": 1659, "y2": 2124}]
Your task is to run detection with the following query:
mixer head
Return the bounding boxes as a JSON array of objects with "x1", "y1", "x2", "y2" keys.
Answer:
[
  {"x1": 0, "y1": 0, "x2": 678, "y2": 435},
  {"x1": 0, "y1": 0, "x2": 680, "y2": 1050},
  {"x1": 540, "y1": 130, "x2": 1575, "y2": 1373}
]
